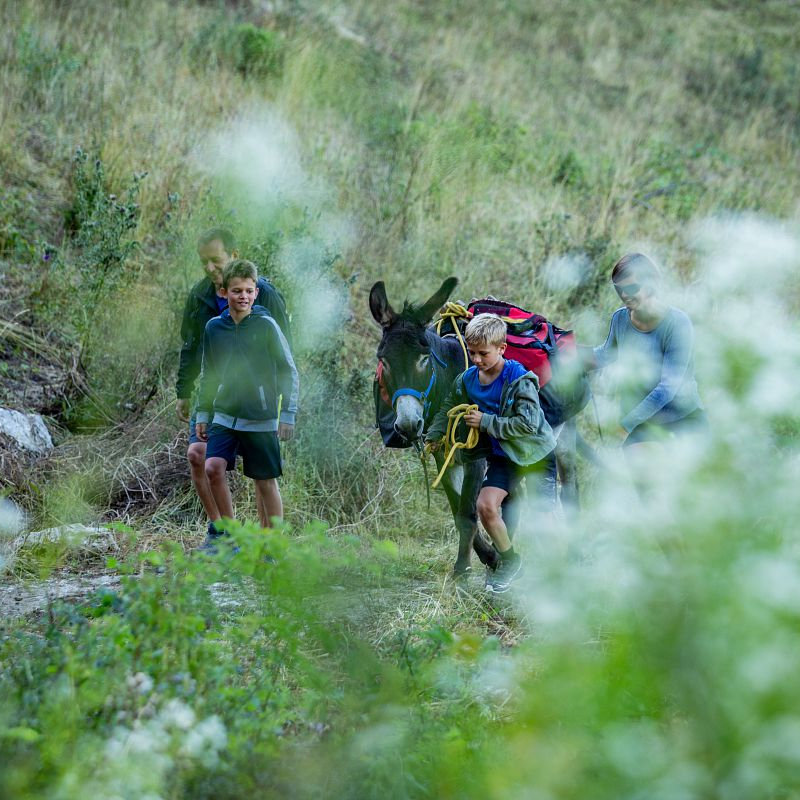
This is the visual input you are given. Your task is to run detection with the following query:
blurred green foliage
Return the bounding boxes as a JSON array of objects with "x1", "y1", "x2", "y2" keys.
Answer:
[{"x1": 0, "y1": 189, "x2": 38, "y2": 261}]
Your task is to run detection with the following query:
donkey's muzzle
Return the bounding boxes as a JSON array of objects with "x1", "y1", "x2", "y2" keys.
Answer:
[{"x1": 394, "y1": 416, "x2": 423, "y2": 440}]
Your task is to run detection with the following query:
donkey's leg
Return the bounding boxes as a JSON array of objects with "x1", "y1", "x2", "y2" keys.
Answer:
[
  {"x1": 433, "y1": 451, "x2": 472, "y2": 575},
  {"x1": 433, "y1": 451, "x2": 462, "y2": 519},
  {"x1": 556, "y1": 419, "x2": 579, "y2": 516},
  {"x1": 461, "y1": 458, "x2": 498, "y2": 570}
]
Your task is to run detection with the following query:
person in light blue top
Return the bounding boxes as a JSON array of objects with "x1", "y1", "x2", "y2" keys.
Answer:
[{"x1": 585, "y1": 252, "x2": 707, "y2": 456}]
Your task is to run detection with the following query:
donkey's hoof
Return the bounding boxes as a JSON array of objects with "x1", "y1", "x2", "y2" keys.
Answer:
[
  {"x1": 479, "y1": 554, "x2": 499, "y2": 572},
  {"x1": 452, "y1": 564, "x2": 472, "y2": 581}
]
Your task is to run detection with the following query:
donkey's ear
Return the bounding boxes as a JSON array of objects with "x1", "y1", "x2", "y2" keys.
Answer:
[
  {"x1": 369, "y1": 281, "x2": 397, "y2": 327},
  {"x1": 418, "y1": 277, "x2": 458, "y2": 323}
]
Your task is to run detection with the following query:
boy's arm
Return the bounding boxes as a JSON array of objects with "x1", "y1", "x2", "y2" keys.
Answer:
[
  {"x1": 267, "y1": 318, "x2": 299, "y2": 439},
  {"x1": 425, "y1": 376, "x2": 466, "y2": 443},
  {"x1": 479, "y1": 375, "x2": 542, "y2": 441}
]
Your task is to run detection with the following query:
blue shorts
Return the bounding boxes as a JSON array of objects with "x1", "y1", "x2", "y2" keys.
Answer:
[
  {"x1": 482, "y1": 450, "x2": 557, "y2": 505},
  {"x1": 205, "y1": 423, "x2": 282, "y2": 481},
  {"x1": 189, "y1": 417, "x2": 237, "y2": 470}
]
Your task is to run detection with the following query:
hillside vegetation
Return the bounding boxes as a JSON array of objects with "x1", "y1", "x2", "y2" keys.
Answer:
[{"x1": 2, "y1": 1, "x2": 800, "y2": 797}]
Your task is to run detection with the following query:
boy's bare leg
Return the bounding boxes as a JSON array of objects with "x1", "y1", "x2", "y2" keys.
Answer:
[
  {"x1": 205, "y1": 457, "x2": 235, "y2": 522},
  {"x1": 476, "y1": 486, "x2": 512, "y2": 552},
  {"x1": 187, "y1": 442, "x2": 221, "y2": 520},
  {"x1": 254, "y1": 478, "x2": 282, "y2": 528}
]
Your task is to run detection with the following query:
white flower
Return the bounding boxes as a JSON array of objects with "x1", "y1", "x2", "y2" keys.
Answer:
[
  {"x1": 180, "y1": 716, "x2": 228, "y2": 761},
  {"x1": 161, "y1": 699, "x2": 195, "y2": 731}
]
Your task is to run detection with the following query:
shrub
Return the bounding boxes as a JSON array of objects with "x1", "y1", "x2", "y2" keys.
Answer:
[
  {"x1": 0, "y1": 189, "x2": 37, "y2": 261},
  {"x1": 553, "y1": 148, "x2": 586, "y2": 188},
  {"x1": 191, "y1": 20, "x2": 285, "y2": 80},
  {"x1": 57, "y1": 147, "x2": 146, "y2": 348},
  {"x1": 234, "y1": 23, "x2": 285, "y2": 79}
]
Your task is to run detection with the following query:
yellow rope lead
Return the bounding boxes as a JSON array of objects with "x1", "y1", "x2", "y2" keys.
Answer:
[
  {"x1": 429, "y1": 403, "x2": 480, "y2": 489},
  {"x1": 435, "y1": 302, "x2": 471, "y2": 370}
]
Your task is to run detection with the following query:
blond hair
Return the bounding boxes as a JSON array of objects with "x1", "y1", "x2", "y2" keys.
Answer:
[{"x1": 465, "y1": 313, "x2": 507, "y2": 347}]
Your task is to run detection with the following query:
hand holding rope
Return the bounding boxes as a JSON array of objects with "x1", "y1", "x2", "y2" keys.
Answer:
[{"x1": 428, "y1": 403, "x2": 480, "y2": 489}]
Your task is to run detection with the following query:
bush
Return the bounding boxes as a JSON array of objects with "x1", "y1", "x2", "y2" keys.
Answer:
[
  {"x1": 235, "y1": 23, "x2": 285, "y2": 79},
  {"x1": 191, "y1": 20, "x2": 286, "y2": 80},
  {"x1": 55, "y1": 147, "x2": 145, "y2": 348},
  {"x1": 0, "y1": 189, "x2": 37, "y2": 261}
]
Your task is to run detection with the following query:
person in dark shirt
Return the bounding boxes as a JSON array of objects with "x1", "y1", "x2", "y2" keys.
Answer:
[
  {"x1": 176, "y1": 228, "x2": 291, "y2": 541},
  {"x1": 196, "y1": 259, "x2": 298, "y2": 545}
]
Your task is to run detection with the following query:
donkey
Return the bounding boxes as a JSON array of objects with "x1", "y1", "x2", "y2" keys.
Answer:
[
  {"x1": 370, "y1": 277, "x2": 584, "y2": 577},
  {"x1": 370, "y1": 277, "x2": 498, "y2": 575}
]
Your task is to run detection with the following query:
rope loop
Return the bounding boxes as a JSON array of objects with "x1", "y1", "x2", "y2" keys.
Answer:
[
  {"x1": 429, "y1": 403, "x2": 479, "y2": 489},
  {"x1": 435, "y1": 302, "x2": 472, "y2": 370}
]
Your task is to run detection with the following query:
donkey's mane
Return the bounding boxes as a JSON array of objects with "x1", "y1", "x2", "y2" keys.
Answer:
[{"x1": 399, "y1": 300, "x2": 427, "y2": 323}]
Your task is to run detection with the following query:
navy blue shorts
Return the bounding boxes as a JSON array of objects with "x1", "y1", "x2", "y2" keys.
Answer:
[
  {"x1": 189, "y1": 417, "x2": 236, "y2": 471},
  {"x1": 205, "y1": 423, "x2": 282, "y2": 481},
  {"x1": 624, "y1": 409, "x2": 709, "y2": 446},
  {"x1": 482, "y1": 450, "x2": 557, "y2": 505}
]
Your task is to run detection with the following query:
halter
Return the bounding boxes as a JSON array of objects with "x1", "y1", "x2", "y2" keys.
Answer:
[{"x1": 390, "y1": 349, "x2": 447, "y2": 422}]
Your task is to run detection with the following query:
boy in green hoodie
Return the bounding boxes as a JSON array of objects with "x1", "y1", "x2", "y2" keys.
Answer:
[{"x1": 196, "y1": 260, "x2": 298, "y2": 548}]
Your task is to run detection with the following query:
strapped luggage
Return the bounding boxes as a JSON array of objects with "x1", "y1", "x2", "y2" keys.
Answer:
[{"x1": 447, "y1": 298, "x2": 591, "y2": 427}]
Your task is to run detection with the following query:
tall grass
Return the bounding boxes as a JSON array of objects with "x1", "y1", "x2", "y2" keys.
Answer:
[{"x1": 2, "y1": 1, "x2": 800, "y2": 796}]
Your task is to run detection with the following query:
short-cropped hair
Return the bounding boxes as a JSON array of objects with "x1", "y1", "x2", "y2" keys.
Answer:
[
  {"x1": 222, "y1": 258, "x2": 258, "y2": 289},
  {"x1": 198, "y1": 227, "x2": 237, "y2": 252},
  {"x1": 465, "y1": 313, "x2": 507, "y2": 347},
  {"x1": 612, "y1": 252, "x2": 660, "y2": 287}
]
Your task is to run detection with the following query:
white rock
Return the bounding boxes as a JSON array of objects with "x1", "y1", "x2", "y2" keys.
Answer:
[
  {"x1": 8, "y1": 524, "x2": 118, "y2": 555},
  {"x1": 0, "y1": 408, "x2": 53, "y2": 454}
]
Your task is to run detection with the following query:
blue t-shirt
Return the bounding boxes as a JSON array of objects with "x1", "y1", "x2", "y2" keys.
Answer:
[
  {"x1": 215, "y1": 294, "x2": 228, "y2": 314},
  {"x1": 463, "y1": 359, "x2": 528, "y2": 456}
]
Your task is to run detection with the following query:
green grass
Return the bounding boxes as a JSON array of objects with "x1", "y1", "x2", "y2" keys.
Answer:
[{"x1": 2, "y1": 0, "x2": 800, "y2": 797}]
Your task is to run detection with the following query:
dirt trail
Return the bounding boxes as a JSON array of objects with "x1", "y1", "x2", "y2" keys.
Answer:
[{"x1": 0, "y1": 571, "x2": 121, "y2": 619}]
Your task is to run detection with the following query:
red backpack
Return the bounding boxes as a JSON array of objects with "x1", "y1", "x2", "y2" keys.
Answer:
[{"x1": 440, "y1": 298, "x2": 590, "y2": 426}]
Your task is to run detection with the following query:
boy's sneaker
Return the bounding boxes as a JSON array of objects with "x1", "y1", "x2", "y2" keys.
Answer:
[
  {"x1": 199, "y1": 522, "x2": 225, "y2": 555},
  {"x1": 485, "y1": 553, "x2": 523, "y2": 594}
]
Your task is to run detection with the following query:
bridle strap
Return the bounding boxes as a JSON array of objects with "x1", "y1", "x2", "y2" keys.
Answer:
[
  {"x1": 391, "y1": 367, "x2": 437, "y2": 410},
  {"x1": 387, "y1": 346, "x2": 449, "y2": 424}
]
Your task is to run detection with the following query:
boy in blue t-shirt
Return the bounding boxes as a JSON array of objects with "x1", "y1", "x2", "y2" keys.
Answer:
[{"x1": 427, "y1": 314, "x2": 557, "y2": 593}]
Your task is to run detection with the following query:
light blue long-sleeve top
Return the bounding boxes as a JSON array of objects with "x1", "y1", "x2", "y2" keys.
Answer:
[{"x1": 593, "y1": 306, "x2": 703, "y2": 432}]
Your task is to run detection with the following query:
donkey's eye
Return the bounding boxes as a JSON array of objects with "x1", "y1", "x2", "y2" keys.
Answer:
[{"x1": 416, "y1": 354, "x2": 430, "y2": 371}]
